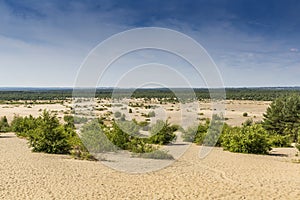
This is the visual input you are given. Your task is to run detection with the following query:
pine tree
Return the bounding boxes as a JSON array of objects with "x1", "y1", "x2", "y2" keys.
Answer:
[{"x1": 263, "y1": 94, "x2": 300, "y2": 142}]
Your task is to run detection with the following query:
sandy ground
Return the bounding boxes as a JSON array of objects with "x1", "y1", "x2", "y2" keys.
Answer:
[
  {"x1": 0, "y1": 100, "x2": 270, "y2": 127},
  {"x1": 0, "y1": 103, "x2": 67, "y2": 122},
  {"x1": 1, "y1": 132, "x2": 299, "y2": 200},
  {"x1": 1, "y1": 100, "x2": 299, "y2": 199}
]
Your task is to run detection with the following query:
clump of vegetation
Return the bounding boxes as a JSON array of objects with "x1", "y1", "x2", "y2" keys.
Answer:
[
  {"x1": 27, "y1": 111, "x2": 71, "y2": 154},
  {"x1": 221, "y1": 124, "x2": 271, "y2": 154},
  {"x1": 11, "y1": 110, "x2": 94, "y2": 159},
  {"x1": 11, "y1": 115, "x2": 38, "y2": 137},
  {"x1": 243, "y1": 112, "x2": 248, "y2": 117},
  {"x1": 0, "y1": 116, "x2": 10, "y2": 132},
  {"x1": 80, "y1": 120, "x2": 115, "y2": 153},
  {"x1": 268, "y1": 134, "x2": 291, "y2": 147},
  {"x1": 182, "y1": 115, "x2": 224, "y2": 147},
  {"x1": 182, "y1": 120, "x2": 209, "y2": 144},
  {"x1": 148, "y1": 120, "x2": 176, "y2": 145},
  {"x1": 148, "y1": 111, "x2": 155, "y2": 118},
  {"x1": 114, "y1": 111, "x2": 122, "y2": 118},
  {"x1": 296, "y1": 135, "x2": 300, "y2": 152},
  {"x1": 296, "y1": 144, "x2": 300, "y2": 152},
  {"x1": 137, "y1": 150, "x2": 174, "y2": 160}
]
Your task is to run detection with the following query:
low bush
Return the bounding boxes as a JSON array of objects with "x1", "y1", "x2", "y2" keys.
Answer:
[
  {"x1": 268, "y1": 134, "x2": 291, "y2": 147},
  {"x1": 114, "y1": 111, "x2": 122, "y2": 118},
  {"x1": 138, "y1": 150, "x2": 174, "y2": 160},
  {"x1": 182, "y1": 122, "x2": 208, "y2": 144},
  {"x1": 0, "y1": 116, "x2": 10, "y2": 132},
  {"x1": 221, "y1": 124, "x2": 271, "y2": 154},
  {"x1": 28, "y1": 111, "x2": 71, "y2": 154},
  {"x1": 11, "y1": 115, "x2": 38, "y2": 137},
  {"x1": 148, "y1": 111, "x2": 155, "y2": 117},
  {"x1": 80, "y1": 120, "x2": 115, "y2": 153},
  {"x1": 148, "y1": 120, "x2": 176, "y2": 145}
]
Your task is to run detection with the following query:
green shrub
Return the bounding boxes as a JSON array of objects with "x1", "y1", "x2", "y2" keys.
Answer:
[
  {"x1": 127, "y1": 138, "x2": 154, "y2": 153},
  {"x1": 28, "y1": 111, "x2": 71, "y2": 154},
  {"x1": 221, "y1": 124, "x2": 271, "y2": 154},
  {"x1": 242, "y1": 118, "x2": 253, "y2": 127},
  {"x1": 182, "y1": 122, "x2": 208, "y2": 144},
  {"x1": 148, "y1": 120, "x2": 176, "y2": 145},
  {"x1": 11, "y1": 115, "x2": 37, "y2": 137},
  {"x1": 268, "y1": 134, "x2": 291, "y2": 147},
  {"x1": 203, "y1": 116, "x2": 224, "y2": 147},
  {"x1": 138, "y1": 150, "x2": 174, "y2": 160},
  {"x1": 243, "y1": 112, "x2": 248, "y2": 117},
  {"x1": 0, "y1": 116, "x2": 10, "y2": 132},
  {"x1": 107, "y1": 122, "x2": 131, "y2": 150},
  {"x1": 80, "y1": 120, "x2": 115, "y2": 153},
  {"x1": 148, "y1": 111, "x2": 155, "y2": 117}
]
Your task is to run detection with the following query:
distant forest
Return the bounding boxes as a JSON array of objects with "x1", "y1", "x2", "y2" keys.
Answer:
[{"x1": 0, "y1": 87, "x2": 299, "y2": 101}]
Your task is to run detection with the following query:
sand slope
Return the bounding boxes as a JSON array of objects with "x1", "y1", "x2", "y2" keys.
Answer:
[{"x1": 1, "y1": 132, "x2": 299, "y2": 200}]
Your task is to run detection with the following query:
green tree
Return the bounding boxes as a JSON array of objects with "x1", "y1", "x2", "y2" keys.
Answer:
[{"x1": 263, "y1": 95, "x2": 300, "y2": 142}]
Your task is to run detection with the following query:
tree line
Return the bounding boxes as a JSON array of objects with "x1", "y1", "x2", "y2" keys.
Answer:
[{"x1": 0, "y1": 87, "x2": 300, "y2": 101}]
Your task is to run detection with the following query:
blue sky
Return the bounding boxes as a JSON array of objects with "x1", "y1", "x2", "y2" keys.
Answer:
[{"x1": 0, "y1": 0, "x2": 300, "y2": 87}]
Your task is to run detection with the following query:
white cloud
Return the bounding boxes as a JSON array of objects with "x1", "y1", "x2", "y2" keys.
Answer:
[{"x1": 290, "y1": 48, "x2": 299, "y2": 52}]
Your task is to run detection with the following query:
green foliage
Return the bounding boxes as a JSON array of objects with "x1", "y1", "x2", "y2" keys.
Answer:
[
  {"x1": 0, "y1": 88, "x2": 300, "y2": 101},
  {"x1": 28, "y1": 110, "x2": 71, "y2": 154},
  {"x1": 263, "y1": 94, "x2": 300, "y2": 142},
  {"x1": 268, "y1": 134, "x2": 291, "y2": 147},
  {"x1": 297, "y1": 134, "x2": 300, "y2": 152},
  {"x1": 182, "y1": 120, "x2": 209, "y2": 144},
  {"x1": 203, "y1": 115, "x2": 224, "y2": 147},
  {"x1": 221, "y1": 124, "x2": 271, "y2": 154},
  {"x1": 182, "y1": 115, "x2": 224, "y2": 147},
  {"x1": 80, "y1": 120, "x2": 115, "y2": 153},
  {"x1": 296, "y1": 144, "x2": 300, "y2": 152},
  {"x1": 243, "y1": 112, "x2": 248, "y2": 117},
  {"x1": 149, "y1": 120, "x2": 176, "y2": 145},
  {"x1": 107, "y1": 122, "x2": 131, "y2": 150},
  {"x1": 127, "y1": 138, "x2": 154, "y2": 153},
  {"x1": 242, "y1": 118, "x2": 253, "y2": 126},
  {"x1": 138, "y1": 150, "x2": 174, "y2": 160},
  {"x1": 0, "y1": 116, "x2": 10, "y2": 132},
  {"x1": 107, "y1": 121, "x2": 155, "y2": 153},
  {"x1": 116, "y1": 120, "x2": 140, "y2": 136},
  {"x1": 10, "y1": 112, "x2": 94, "y2": 159},
  {"x1": 128, "y1": 108, "x2": 133, "y2": 113},
  {"x1": 11, "y1": 115, "x2": 37, "y2": 137}
]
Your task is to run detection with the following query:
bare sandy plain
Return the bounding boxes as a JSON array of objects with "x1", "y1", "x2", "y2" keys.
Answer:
[{"x1": 1, "y1": 99, "x2": 300, "y2": 199}]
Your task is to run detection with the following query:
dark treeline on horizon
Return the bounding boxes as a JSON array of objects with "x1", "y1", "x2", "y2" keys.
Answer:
[{"x1": 0, "y1": 87, "x2": 299, "y2": 101}]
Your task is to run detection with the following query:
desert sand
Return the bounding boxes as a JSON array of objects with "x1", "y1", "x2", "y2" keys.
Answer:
[{"x1": 1, "y1": 132, "x2": 299, "y2": 199}]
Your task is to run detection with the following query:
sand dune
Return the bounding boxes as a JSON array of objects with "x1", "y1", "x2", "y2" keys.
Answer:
[{"x1": 1, "y1": 132, "x2": 299, "y2": 199}]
